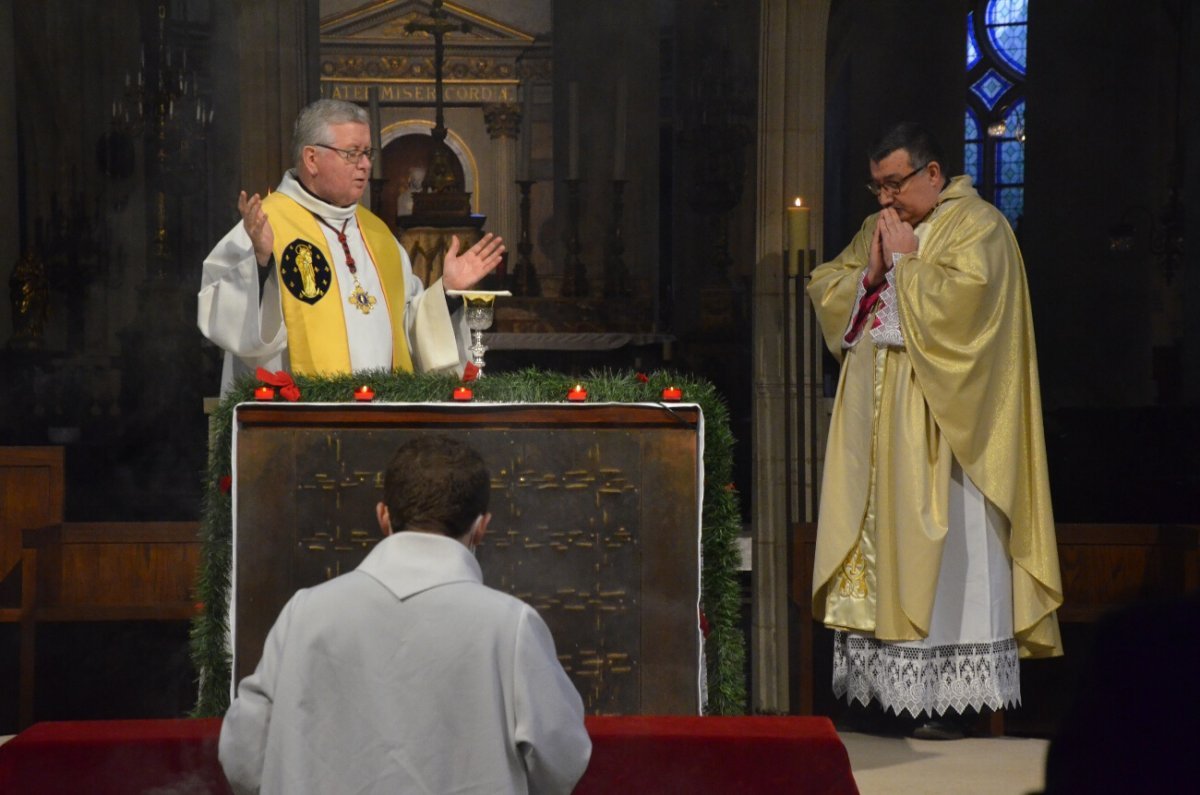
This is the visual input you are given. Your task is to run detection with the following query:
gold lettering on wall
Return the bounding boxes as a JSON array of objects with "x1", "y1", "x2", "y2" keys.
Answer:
[{"x1": 326, "y1": 81, "x2": 515, "y2": 104}]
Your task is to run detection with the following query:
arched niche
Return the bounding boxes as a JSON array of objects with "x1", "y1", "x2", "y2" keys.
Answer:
[{"x1": 376, "y1": 119, "x2": 480, "y2": 234}]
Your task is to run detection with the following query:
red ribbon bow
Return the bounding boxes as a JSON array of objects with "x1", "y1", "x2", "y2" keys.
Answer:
[
  {"x1": 635, "y1": 372, "x2": 649, "y2": 383},
  {"x1": 256, "y1": 367, "x2": 301, "y2": 402},
  {"x1": 462, "y1": 361, "x2": 480, "y2": 383}
]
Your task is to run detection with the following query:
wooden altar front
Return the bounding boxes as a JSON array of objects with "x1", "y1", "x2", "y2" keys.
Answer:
[{"x1": 232, "y1": 402, "x2": 704, "y2": 715}]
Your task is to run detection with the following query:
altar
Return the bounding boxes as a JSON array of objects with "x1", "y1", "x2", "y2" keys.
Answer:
[{"x1": 229, "y1": 401, "x2": 705, "y2": 715}]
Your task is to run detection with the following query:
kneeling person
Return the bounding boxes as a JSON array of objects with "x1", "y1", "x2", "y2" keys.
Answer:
[{"x1": 219, "y1": 436, "x2": 592, "y2": 794}]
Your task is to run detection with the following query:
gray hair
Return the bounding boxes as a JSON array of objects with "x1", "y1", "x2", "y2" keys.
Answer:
[{"x1": 291, "y1": 98, "x2": 370, "y2": 168}]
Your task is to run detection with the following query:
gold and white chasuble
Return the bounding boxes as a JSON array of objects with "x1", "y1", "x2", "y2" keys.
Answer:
[{"x1": 807, "y1": 177, "x2": 1063, "y2": 715}]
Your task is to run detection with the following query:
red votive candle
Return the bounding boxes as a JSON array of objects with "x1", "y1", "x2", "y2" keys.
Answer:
[
  {"x1": 254, "y1": 386, "x2": 274, "y2": 401},
  {"x1": 452, "y1": 386, "x2": 474, "y2": 401},
  {"x1": 661, "y1": 386, "x2": 683, "y2": 402},
  {"x1": 567, "y1": 384, "x2": 588, "y2": 402},
  {"x1": 354, "y1": 385, "x2": 375, "y2": 402}
]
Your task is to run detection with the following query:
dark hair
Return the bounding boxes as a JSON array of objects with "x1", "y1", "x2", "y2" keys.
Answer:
[
  {"x1": 869, "y1": 122, "x2": 945, "y2": 172},
  {"x1": 383, "y1": 436, "x2": 490, "y2": 538}
]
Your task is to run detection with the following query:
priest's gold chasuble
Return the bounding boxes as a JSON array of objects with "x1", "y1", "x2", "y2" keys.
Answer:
[{"x1": 807, "y1": 176, "x2": 1063, "y2": 659}]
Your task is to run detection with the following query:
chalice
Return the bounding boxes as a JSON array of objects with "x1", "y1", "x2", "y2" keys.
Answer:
[{"x1": 448, "y1": 290, "x2": 510, "y2": 376}]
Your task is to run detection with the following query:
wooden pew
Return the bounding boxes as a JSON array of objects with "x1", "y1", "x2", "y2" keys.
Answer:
[{"x1": 18, "y1": 522, "x2": 202, "y2": 728}]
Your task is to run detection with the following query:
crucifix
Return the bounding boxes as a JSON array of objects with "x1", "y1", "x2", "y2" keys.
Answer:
[{"x1": 405, "y1": 0, "x2": 469, "y2": 144}]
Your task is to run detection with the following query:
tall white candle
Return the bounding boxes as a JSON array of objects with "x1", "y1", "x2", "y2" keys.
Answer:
[
  {"x1": 568, "y1": 81, "x2": 579, "y2": 180},
  {"x1": 614, "y1": 77, "x2": 627, "y2": 180}
]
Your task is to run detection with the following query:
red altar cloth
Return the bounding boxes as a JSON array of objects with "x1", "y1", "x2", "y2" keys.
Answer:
[
  {"x1": 0, "y1": 715, "x2": 858, "y2": 794},
  {"x1": 0, "y1": 717, "x2": 230, "y2": 793},
  {"x1": 579, "y1": 715, "x2": 859, "y2": 794}
]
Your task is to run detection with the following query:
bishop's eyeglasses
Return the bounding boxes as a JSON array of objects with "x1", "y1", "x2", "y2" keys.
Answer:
[
  {"x1": 866, "y1": 164, "x2": 926, "y2": 197},
  {"x1": 312, "y1": 143, "x2": 376, "y2": 165}
]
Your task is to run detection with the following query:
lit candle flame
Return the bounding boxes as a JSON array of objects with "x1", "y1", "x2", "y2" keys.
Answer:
[{"x1": 793, "y1": 197, "x2": 803, "y2": 207}]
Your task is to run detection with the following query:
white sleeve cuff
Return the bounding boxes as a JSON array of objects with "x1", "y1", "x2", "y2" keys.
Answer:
[{"x1": 869, "y1": 267, "x2": 905, "y2": 348}]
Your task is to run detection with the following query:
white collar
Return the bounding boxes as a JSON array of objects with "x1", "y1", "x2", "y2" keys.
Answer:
[
  {"x1": 356, "y1": 531, "x2": 482, "y2": 601},
  {"x1": 276, "y1": 170, "x2": 358, "y2": 222}
]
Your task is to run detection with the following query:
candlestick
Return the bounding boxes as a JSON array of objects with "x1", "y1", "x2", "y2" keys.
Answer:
[
  {"x1": 568, "y1": 81, "x2": 579, "y2": 180},
  {"x1": 605, "y1": 179, "x2": 630, "y2": 297},
  {"x1": 452, "y1": 386, "x2": 474, "y2": 401},
  {"x1": 254, "y1": 386, "x2": 274, "y2": 401},
  {"x1": 567, "y1": 384, "x2": 587, "y2": 402},
  {"x1": 369, "y1": 86, "x2": 383, "y2": 180},
  {"x1": 561, "y1": 179, "x2": 588, "y2": 296},
  {"x1": 613, "y1": 77, "x2": 627, "y2": 181},
  {"x1": 512, "y1": 180, "x2": 541, "y2": 296},
  {"x1": 661, "y1": 386, "x2": 683, "y2": 402},
  {"x1": 519, "y1": 83, "x2": 533, "y2": 181},
  {"x1": 354, "y1": 385, "x2": 375, "y2": 402},
  {"x1": 786, "y1": 197, "x2": 811, "y2": 276}
]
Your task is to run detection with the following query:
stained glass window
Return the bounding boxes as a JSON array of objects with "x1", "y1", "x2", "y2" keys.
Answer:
[
  {"x1": 986, "y1": 0, "x2": 1028, "y2": 75},
  {"x1": 970, "y1": 68, "x2": 1014, "y2": 111},
  {"x1": 964, "y1": 0, "x2": 1027, "y2": 230},
  {"x1": 964, "y1": 109, "x2": 983, "y2": 185}
]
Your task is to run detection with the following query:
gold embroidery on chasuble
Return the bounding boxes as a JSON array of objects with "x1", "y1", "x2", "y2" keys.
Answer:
[
  {"x1": 280, "y1": 240, "x2": 332, "y2": 304},
  {"x1": 822, "y1": 317, "x2": 888, "y2": 633}
]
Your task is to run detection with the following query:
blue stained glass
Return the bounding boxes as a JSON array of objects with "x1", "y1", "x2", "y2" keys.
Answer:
[
  {"x1": 967, "y1": 12, "x2": 981, "y2": 69},
  {"x1": 964, "y1": 108, "x2": 980, "y2": 141},
  {"x1": 970, "y1": 68, "x2": 1013, "y2": 110},
  {"x1": 964, "y1": 109, "x2": 982, "y2": 185},
  {"x1": 965, "y1": 142, "x2": 983, "y2": 185},
  {"x1": 986, "y1": 0, "x2": 1028, "y2": 75},
  {"x1": 996, "y1": 140, "x2": 1024, "y2": 184},
  {"x1": 996, "y1": 187, "x2": 1023, "y2": 226},
  {"x1": 986, "y1": 0, "x2": 1028, "y2": 27},
  {"x1": 1005, "y1": 99, "x2": 1026, "y2": 134}
]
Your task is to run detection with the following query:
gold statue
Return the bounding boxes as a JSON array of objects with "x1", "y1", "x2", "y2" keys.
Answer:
[{"x1": 8, "y1": 248, "x2": 49, "y2": 348}]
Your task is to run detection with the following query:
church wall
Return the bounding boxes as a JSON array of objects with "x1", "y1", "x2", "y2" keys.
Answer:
[
  {"x1": 1184, "y1": 7, "x2": 1200, "y2": 404},
  {"x1": 0, "y1": 0, "x2": 315, "y2": 521},
  {"x1": 822, "y1": 0, "x2": 965, "y2": 260},
  {"x1": 1025, "y1": 0, "x2": 1168, "y2": 408},
  {"x1": 0, "y1": 1, "x2": 15, "y2": 347},
  {"x1": 551, "y1": 0, "x2": 659, "y2": 299}
]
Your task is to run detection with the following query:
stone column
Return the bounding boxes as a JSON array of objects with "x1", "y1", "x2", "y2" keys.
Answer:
[
  {"x1": 235, "y1": 0, "x2": 312, "y2": 195},
  {"x1": 482, "y1": 102, "x2": 521, "y2": 248},
  {"x1": 752, "y1": 0, "x2": 830, "y2": 714}
]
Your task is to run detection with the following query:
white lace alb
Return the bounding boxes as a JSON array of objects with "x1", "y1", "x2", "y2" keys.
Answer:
[
  {"x1": 832, "y1": 631, "x2": 1021, "y2": 717},
  {"x1": 869, "y1": 266, "x2": 904, "y2": 348}
]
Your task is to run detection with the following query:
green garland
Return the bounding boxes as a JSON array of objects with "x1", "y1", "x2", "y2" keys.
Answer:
[{"x1": 190, "y1": 368, "x2": 747, "y2": 716}]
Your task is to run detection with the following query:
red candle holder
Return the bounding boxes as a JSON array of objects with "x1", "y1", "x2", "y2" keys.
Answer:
[
  {"x1": 354, "y1": 385, "x2": 375, "y2": 402},
  {"x1": 254, "y1": 386, "x2": 275, "y2": 401},
  {"x1": 567, "y1": 384, "x2": 588, "y2": 402},
  {"x1": 661, "y1": 386, "x2": 683, "y2": 402},
  {"x1": 452, "y1": 386, "x2": 474, "y2": 401}
]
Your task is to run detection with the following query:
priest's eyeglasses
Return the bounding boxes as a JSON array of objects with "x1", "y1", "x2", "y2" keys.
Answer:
[
  {"x1": 313, "y1": 143, "x2": 376, "y2": 165},
  {"x1": 866, "y1": 164, "x2": 925, "y2": 197}
]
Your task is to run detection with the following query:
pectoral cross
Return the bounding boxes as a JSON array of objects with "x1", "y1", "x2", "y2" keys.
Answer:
[{"x1": 405, "y1": 0, "x2": 469, "y2": 143}]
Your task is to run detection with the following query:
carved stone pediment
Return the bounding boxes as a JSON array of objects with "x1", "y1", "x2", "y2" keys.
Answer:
[
  {"x1": 321, "y1": 1, "x2": 535, "y2": 45},
  {"x1": 320, "y1": 1, "x2": 550, "y2": 103}
]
